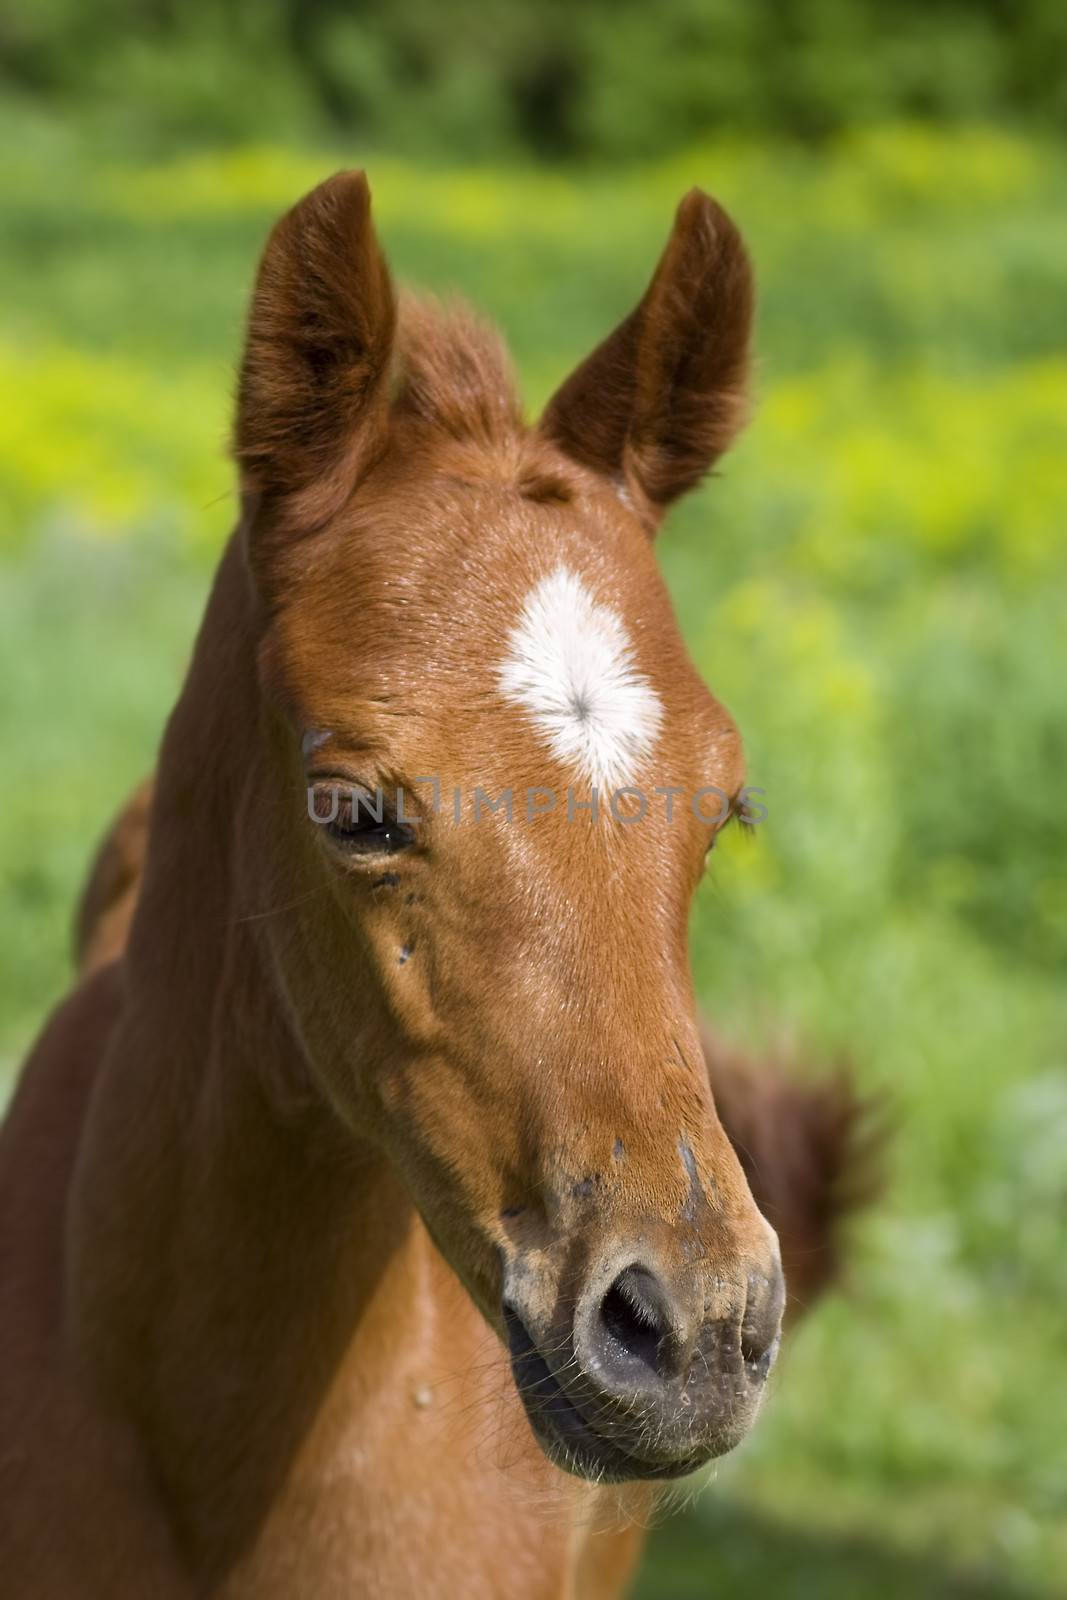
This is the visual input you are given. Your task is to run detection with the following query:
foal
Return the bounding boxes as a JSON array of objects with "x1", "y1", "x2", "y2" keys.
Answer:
[{"x1": 2, "y1": 173, "x2": 855, "y2": 1598}]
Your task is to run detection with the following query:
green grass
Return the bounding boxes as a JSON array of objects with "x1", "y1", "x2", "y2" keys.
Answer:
[{"x1": 2, "y1": 106, "x2": 1065, "y2": 1595}]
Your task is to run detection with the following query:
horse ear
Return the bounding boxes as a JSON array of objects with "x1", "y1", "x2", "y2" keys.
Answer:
[
  {"x1": 234, "y1": 170, "x2": 396, "y2": 542},
  {"x1": 540, "y1": 189, "x2": 753, "y2": 530}
]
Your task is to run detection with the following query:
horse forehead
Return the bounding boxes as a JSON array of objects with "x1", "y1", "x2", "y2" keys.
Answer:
[
  {"x1": 295, "y1": 476, "x2": 713, "y2": 763},
  {"x1": 494, "y1": 563, "x2": 667, "y2": 792}
]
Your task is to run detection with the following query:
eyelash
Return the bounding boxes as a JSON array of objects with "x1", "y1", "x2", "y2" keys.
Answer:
[
  {"x1": 704, "y1": 802, "x2": 750, "y2": 860},
  {"x1": 308, "y1": 783, "x2": 416, "y2": 856}
]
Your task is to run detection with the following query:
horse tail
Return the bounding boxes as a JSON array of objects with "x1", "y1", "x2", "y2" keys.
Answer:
[{"x1": 704, "y1": 1025, "x2": 886, "y2": 1320}]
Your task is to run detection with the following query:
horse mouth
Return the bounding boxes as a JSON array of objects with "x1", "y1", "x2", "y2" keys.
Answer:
[{"x1": 503, "y1": 1307, "x2": 705, "y2": 1483}]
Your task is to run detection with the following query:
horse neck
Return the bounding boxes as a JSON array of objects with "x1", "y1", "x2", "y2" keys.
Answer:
[{"x1": 67, "y1": 534, "x2": 427, "y2": 1564}]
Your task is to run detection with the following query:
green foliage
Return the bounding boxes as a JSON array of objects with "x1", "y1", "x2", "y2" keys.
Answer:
[
  {"x1": 1, "y1": 109, "x2": 1065, "y2": 1595},
  {"x1": 2, "y1": 1, "x2": 1067, "y2": 157}
]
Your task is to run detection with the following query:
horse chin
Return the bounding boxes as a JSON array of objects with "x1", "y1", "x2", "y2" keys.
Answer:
[{"x1": 504, "y1": 1306, "x2": 721, "y2": 1485}]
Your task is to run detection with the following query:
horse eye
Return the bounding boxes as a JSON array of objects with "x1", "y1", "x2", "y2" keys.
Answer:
[{"x1": 309, "y1": 785, "x2": 416, "y2": 856}]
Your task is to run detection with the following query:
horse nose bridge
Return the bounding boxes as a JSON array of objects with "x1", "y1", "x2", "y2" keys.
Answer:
[
  {"x1": 527, "y1": 1095, "x2": 763, "y2": 1248},
  {"x1": 503, "y1": 1032, "x2": 770, "y2": 1255},
  {"x1": 534, "y1": 1032, "x2": 719, "y2": 1159}
]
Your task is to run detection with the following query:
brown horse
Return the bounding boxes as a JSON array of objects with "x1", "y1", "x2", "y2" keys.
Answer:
[{"x1": 0, "y1": 173, "x2": 872, "y2": 1598}]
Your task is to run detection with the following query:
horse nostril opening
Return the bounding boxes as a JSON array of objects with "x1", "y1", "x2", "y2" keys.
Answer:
[
  {"x1": 740, "y1": 1262, "x2": 786, "y2": 1377},
  {"x1": 740, "y1": 1320, "x2": 778, "y2": 1377},
  {"x1": 596, "y1": 1265, "x2": 679, "y2": 1380}
]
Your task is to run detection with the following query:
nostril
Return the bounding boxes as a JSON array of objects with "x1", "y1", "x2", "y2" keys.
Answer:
[
  {"x1": 596, "y1": 1265, "x2": 680, "y2": 1380},
  {"x1": 740, "y1": 1319, "x2": 779, "y2": 1379},
  {"x1": 740, "y1": 1262, "x2": 786, "y2": 1378}
]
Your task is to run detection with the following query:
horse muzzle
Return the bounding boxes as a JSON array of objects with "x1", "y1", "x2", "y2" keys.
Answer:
[{"x1": 502, "y1": 1229, "x2": 784, "y2": 1482}]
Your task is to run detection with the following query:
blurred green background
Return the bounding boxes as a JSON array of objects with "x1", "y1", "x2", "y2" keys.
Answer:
[{"x1": 2, "y1": 5, "x2": 1065, "y2": 1596}]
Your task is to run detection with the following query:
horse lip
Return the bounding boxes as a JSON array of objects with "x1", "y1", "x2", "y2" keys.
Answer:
[{"x1": 502, "y1": 1305, "x2": 704, "y2": 1483}]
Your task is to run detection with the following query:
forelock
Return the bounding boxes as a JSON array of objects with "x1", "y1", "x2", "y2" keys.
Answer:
[{"x1": 392, "y1": 293, "x2": 524, "y2": 448}]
